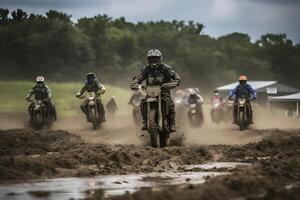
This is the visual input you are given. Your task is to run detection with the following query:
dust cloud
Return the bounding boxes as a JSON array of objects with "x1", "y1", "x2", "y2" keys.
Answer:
[{"x1": 0, "y1": 102, "x2": 299, "y2": 146}]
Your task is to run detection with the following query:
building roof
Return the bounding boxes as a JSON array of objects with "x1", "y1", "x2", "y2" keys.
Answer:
[
  {"x1": 217, "y1": 81, "x2": 298, "y2": 94},
  {"x1": 268, "y1": 92, "x2": 300, "y2": 102},
  {"x1": 217, "y1": 81, "x2": 276, "y2": 91}
]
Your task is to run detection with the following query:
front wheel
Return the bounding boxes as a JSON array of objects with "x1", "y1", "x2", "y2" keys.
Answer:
[
  {"x1": 90, "y1": 107, "x2": 99, "y2": 130},
  {"x1": 239, "y1": 110, "x2": 245, "y2": 131},
  {"x1": 148, "y1": 108, "x2": 158, "y2": 148},
  {"x1": 33, "y1": 111, "x2": 43, "y2": 129}
]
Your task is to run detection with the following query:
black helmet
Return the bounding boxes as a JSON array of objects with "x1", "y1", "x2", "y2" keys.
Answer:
[
  {"x1": 86, "y1": 72, "x2": 96, "y2": 84},
  {"x1": 147, "y1": 49, "x2": 162, "y2": 66}
]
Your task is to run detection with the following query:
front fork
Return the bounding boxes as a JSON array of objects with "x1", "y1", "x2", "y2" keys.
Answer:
[
  {"x1": 147, "y1": 95, "x2": 163, "y2": 130},
  {"x1": 87, "y1": 101, "x2": 99, "y2": 120},
  {"x1": 237, "y1": 105, "x2": 246, "y2": 122}
]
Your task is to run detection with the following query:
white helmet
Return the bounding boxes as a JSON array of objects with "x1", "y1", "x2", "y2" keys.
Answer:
[
  {"x1": 190, "y1": 89, "x2": 196, "y2": 95},
  {"x1": 36, "y1": 76, "x2": 45, "y2": 82},
  {"x1": 147, "y1": 49, "x2": 162, "y2": 57},
  {"x1": 147, "y1": 49, "x2": 162, "y2": 65}
]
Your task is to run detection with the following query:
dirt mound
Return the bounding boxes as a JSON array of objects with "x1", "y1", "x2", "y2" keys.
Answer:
[
  {"x1": 0, "y1": 129, "x2": 82, "y2": 156},
  {"x1": 221, "y1": 129, "x2": 300, "y2": 161},
  {"x1": 0, "y1": 129, "x2": 211, "y2": 182}
]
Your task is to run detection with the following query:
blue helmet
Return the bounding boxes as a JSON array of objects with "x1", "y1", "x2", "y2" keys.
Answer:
[{"x1": 86, "y1": 72, "x2": 96, "y2": 84}]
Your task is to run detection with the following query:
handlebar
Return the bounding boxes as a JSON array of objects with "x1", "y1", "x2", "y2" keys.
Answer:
[
  {"x1": 130, "y1": 83, "x2": 140, "y2": 91},
  {"x1": 77, "y1": 95, "x2": 86, "y2": 99},
  {"x1": 228, "y1": 96, "x2": 256, "y2": 101},
  {"x1": 131, "y1": 81, "x2": 178, "y2": 91},
  {"x1": 162, "y1": 81, "x2": 178, "y2": 89}
]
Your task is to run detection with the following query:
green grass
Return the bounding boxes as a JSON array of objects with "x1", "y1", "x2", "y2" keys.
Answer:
[{"x1": 0, "y1": 81, "x2": 131, "y2": 117}]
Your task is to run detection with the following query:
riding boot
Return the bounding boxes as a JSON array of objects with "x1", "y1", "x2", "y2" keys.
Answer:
[
  {"x1": 80, "y1": 104, "x2": 90, "y2": 122},
  {"x1": 29, "y1": 110, "x2": 34, "y2": 123},
  {"x1": 97, "y1": 99, "x2": 106, "y2": 123},
  {"x1": 248, "y1": 103, "x2": 254, "y2": 124},
  {"x1": 249, "y1": 110, "x2": 254, "y2": 124},
  {"x1": 28, "y1": 105, "x2": 34, "y2": 123},
  {"x1": 232, "y1": 105, "x2": 237, "y2": 124}
]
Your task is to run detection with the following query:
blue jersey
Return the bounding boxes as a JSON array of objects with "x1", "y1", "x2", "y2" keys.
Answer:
[{"x1": 229, "y1": 84, "x2": 257, "y2": 98}]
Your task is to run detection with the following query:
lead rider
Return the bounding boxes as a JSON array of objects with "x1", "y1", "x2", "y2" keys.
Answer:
[{"x1": 130, "y1": 49, "x2": 181, "y2": 132}]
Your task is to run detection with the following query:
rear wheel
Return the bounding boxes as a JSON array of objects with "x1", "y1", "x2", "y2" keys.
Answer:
[{"x1": 148, "y1": 108, "x2": 158, "y2": 148}]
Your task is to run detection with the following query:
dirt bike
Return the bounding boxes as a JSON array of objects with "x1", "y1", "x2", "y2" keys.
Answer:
[
  {"x1": 187, "y1": 103, "x2": 204, "y2": 127},
  {"x1": 225, "y1": 99, "x2": 234, "y2": 122},
  {"x1": 79, "y1": 92, "x2": 103, "y2": 130},
  {"x1": 211, "y1": 99, "x2": 223, "y2": 124},
  {"x1": 29, "y1": 99, "x2": 53, "y2": 129},
  {"x1": 131, "y1": 82, "x2": 177, "y2": 148},
  {"x1": 235, "y1": 97, "x2": 253, "y2": 131}
]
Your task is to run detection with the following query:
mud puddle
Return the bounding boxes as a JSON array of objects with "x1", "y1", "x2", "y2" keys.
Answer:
[
  {"x1": 183, "y1": 162, "x2": 251, "y2": 170},
  {"x1": 0, "y1": 162, "x2": 250, "y2": 200}
]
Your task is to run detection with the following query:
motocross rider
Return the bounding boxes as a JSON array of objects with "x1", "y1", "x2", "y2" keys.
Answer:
[
  {"x1": 76, "y1": 72, "x2": 106, "y2": 122},
  {"x1": 229, "y1": 75, "x2": 257, "y2": 124},
  {"x1": 211, "y1": 89, "x2": 224, "y2": 107},
  {"x1": 212, "y1": 89, "x2": 223, "y2": 102},
  {"x1": 211, "y1": 89, "x2": 224, "y2": 117},
  {"x1": 26, "y1": 76, "x2": 57, "y2": 122},
  {"x1": 186, "y1": 88, "x2": 204, "y2": 119},
  {"x1": 130, "y1": 49, "x2": 181, "y2": 132},
  {"x1": 106, "y1": 96, "x2": 118, "y2": 115}
]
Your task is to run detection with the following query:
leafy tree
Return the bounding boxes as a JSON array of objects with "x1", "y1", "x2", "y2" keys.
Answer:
[
  {"x1": 0, "y1": 9, "x2": 299, "y2": 89},
  {"x1": 11, "y1": 9, "x2": 28, "y2": 21},
  {"x1": 0, "y1": 8, "x2": 9, "y2": 25}
]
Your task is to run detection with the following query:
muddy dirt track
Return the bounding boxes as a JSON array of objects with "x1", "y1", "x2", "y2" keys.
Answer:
[{"x1": 0, "y1": 112, "x2": 300, "y2": 199}]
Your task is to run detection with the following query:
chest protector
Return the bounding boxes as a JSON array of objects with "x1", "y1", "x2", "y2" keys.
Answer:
[
  {"x1": 146, "y1": 65, "x2": 171, "y2": 86},
  {"x1": 34, "y1": 86, "x2": 48, "y2": 100},
  {"x1": 85, "y1": 82, "x2": 100, "y2": 92},
  {"x1": 237, "y1": 85, "x2": 250, "y2": 99}
]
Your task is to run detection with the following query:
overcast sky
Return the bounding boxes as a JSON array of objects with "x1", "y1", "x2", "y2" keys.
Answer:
[{"x1": 1, "y1": 0, "x2": 300, "y2": 43}]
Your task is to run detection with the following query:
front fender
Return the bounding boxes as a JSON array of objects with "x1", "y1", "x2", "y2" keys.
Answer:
[{"x1": 146, "y1": 98, "x2": 157, "y2": 102}]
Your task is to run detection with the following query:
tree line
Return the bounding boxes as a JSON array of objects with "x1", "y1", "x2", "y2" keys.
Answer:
[{"x1": 0, "y1": 9, "x2": 299, "y2": 90}]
